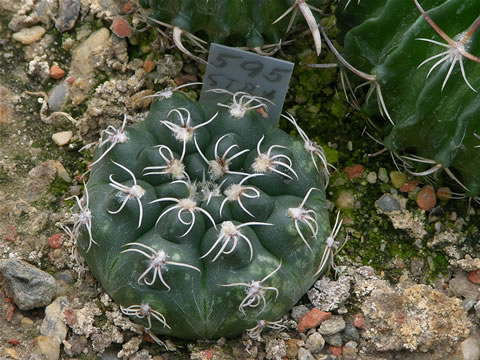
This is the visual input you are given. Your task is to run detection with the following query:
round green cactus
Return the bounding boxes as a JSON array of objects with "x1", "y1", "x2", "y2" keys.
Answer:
[
  {"x1": 74, "y1": 88, "x2": 331, "y2": 339},
  {"x1": 138, "y1": 0, "x2": 325, "y2": 56},
  {"x1": 335, "y1": 0, "x2": 480, "y2": 198}
]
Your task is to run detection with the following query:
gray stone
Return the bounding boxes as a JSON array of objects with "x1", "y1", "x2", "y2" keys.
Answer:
[
  {"x1": 55, "y1": 270, "x2": 74, "y2": 284},
  {"x1": 449, "y1": 270, "x2": 480, "y2": 301},
  {"x1": 378, "y1": 167, "x2": 389, "y2": 183},
  {"x1": 297, "y1": 347, "x2": 315, "y2": 360},
  {"x1": 0, "y1": 259, "x2": 56, "y2": 310},
  {"x1": 460, "y1": 337, "x2": 480, "y2": 360},
  {"x1": 55, "y1": 0, "x2": 81, "y2": 32},
  {"x1": 341, "y1": 323, "x2": 360, "y2": 343},
  {"x1": 291, "y1": 305, "x2": 310, "y2": 322},
  {"x1": 308, "y1": 275, "x2": 351, "y2": 311},
  {"x1": 41, "y1": 297, "x2": 69, "y2": 341},
  {"x1": 33, "y1": 335, "x2": 61, "y2": 360},
  {"x1": 324, "y1": 333, "x2": 343, "y2": 346},
  {"x1": 48, "y1": 81, "x2": 68, "y2": 111},
  {"x1": 305, "y1": 332, "x2": 325, "y2": 353},
  {"x1": 376, "y1": 194, "x2": 401, "y2": 212},
  {"x1": 319, "y1": 315, "x2": 346, "y2": 336}
]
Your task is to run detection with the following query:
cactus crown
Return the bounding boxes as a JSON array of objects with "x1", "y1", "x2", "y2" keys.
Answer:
[{"x1": 74, "y1": 88, "x2": 333, "y2": 340}]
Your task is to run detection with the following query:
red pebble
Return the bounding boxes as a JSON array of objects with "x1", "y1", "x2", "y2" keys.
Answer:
[
  {"x1": 66, "y1": 76, "x2": 76, "y2": 84},
  {"x1": 111, "y1": 17, "x2": 132, "y2": 38},
  {"x1": 5, "y1": 303, "x2": 14, "y2": 322},
  {"x1": 203, "y1": 350, "x2": 215, "y2": 360},
  {"x1": 297, "y1": 309, "x2": 331, "y2": 332},
  {"x1": 50, "y1": 65, "x2": 65, "y2": 80},
  {"x1": 329, "y1": 345, "x2": 343, "y2": 356},
  {"x1": 353, "y1": 313, "x2": 364, "y2": 329},
  {"x1": 468, "y1": 270, "x2": 480, "y2": 284},
  {"x1": 344, "y1": 164, "x2": 364, "y2": 180},
  {"x1": 7, "y1": 339, "x2": 19, "y2": 346},
  {"x1": 123, "y1": 1, "x2": 133, "y2": 13},
  {"x1": 416, "y1": 185, "x2": 436, "y2": 211},
  {"x1": 48, "y1": 233, "x2": 63, "y2": 249},
  {"x1": 436, "y1": 187, "x2": 452, "y2": 201},
  {"x1": 399, "y1": 179, "x2": 420, "y2": 192},
  {"x1": 5, "y1": 225, "x2": 18, "y2": 243},
  {"x1": 143, "y1": 60, "x2": 155, "y2": 73}
]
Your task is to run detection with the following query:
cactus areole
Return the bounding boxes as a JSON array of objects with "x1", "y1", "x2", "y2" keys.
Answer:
[{"x1": 77, "y1": 89, "x2": 330, "y2": 339}]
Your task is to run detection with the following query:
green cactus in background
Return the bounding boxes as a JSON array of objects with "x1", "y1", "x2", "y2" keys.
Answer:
[
  {"x1": 333, "y1": 0, "x2": 480, "y2": 199},
  {"x1": 73, "y1": 87, "x2": 334, "y2": 340},
  {"x1": 138, "y1": 0, "x2": 325, "y2": 57}
]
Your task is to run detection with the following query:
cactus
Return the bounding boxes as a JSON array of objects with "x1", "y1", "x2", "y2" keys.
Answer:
[
  {"x1": 138, "y1": 0, "x2": 325, "y2": 57},
  {"x1": 74, "y1": 88, "x2": 333, "y2": 340},
  {"x1": 334, "y1": 0, "x2": 480, "y2": 199}
]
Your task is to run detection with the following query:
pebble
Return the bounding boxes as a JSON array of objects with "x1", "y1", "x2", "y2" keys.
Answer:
[
  {"x1": 40, "y1": 297, "x2": 69, "y2": 341},
  {"x1": 324, "y1": 333, "x2": 343, "y2": 346},
  {"x1": 378, "y1": 167, "x2": 389, "y2": 183},
  {"x1": 297, "y1": 347, "x2": 315, "y2": 360},
  {"x1": 5, "y1": 348, "x2": 19, "y2": 360},
  {"x1": 12, "y1": 26, "x2": 46, "y2": 44},
  {"x1": 366, "y1": 171, "x2": 377, "y2": 184},
  {"x1": 21, "y1": 316, "x2": 35, "y2": 328},
  {"x1": 50, "y1": 65, "x2": 65, "y2": 79},
  {"x1": 376, "y1": 194, "x2": 401, "y2": 212},
  {"x1": 48, "y1": 81, "x2": 69, "y2": 111},
  {"x1": 308, "y1": 276, "x2": 351, "y2": 311},
  {"x1": 416, "y1": 185, "x2": 436, "y2": 211},
  {"x1": 111, "y1": 17, "x2": 132, "y2": 38},
  {"x1": 460, "y1": 337, "x2": 480, "y2": 360},
  {"x1": 33, "y1": 335, "x2": 61, "y2": 360},
  {"x1": 390, "y1": 171, "x2": 406, "y2": 188},
  {"x1": 286, "y1": 339, "x2": 299, "y2": 359},
  {"x1": 306, "y1": 332, "x2": 325, "y2": 353},
  {"x1": 291, "y1": 304, "x2": 310, "y2": 322},
  {"x1": 336, "y1": 190, "x2": 355, "y2": 209},
  {"x1": 297, "y1": 309, "x2": 332, "y2": 332},
  {"x1": 143, "y1": 60, "x2": 155, "y2": 73},
  {"x1": 341, "y1": 323, "x2": 360, "y2": 343},
  {"x1": 469, "y1": 270, "x2": 480, "y2": 285},
  {"x1": 55, "y1": 0, "x2": 81, "y2": 32},
  {"x1": 71, "y1": 28, "x2": 110, "y2": 77},
  {"x1": 48, "y1": 233, "x2": 63, "y2": 248},
  {"x1": 353, "y1": 313, "x2": 364, "y2": 329},
  {"x1": 344, "y1": 164, "x2": 364, "y2": 180},
  {"x1": 319, "y1": 315, "x2": 346, "y2": 336},
  {"x1": 400, "y1": 179, "x2": 420, "y2": 192},
  {"x1": 329, "y1": 345, "x2": 342, "y2": 356},
  {"x1": 436, "y1": 187, "x2": 452, "y2": 200},
  {"x1": 52, "y1": 130, "x2": 73, "y2": 146},
  {"x1": 0, "y1": 259, "x2": 56, "y2": 310}
]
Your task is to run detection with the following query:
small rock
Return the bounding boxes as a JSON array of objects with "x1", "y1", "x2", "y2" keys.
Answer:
[
  {"x1": 291, "y1": 305, "x2": 310, "y2": 322},
  {"x1": 33, "y1": 335, "x2": 61, "y2": 360},
  {"x1": 416, "y1": 185, "x2": 436, "y2": 211},
  {"x1": 460, "y1": 337, "x2": 480, "y2": 360},
  {"x1": 297, "y1": 347, "x2": 315, "y2": 360},
  {"x1": 143, "y1": 60, "x2": 155, "y2": 73},
  {"x1": 329, "y1": 345, "x2": 342, "y2": 356},
  {"x1": 48, "y1": 233, "x2": 63, "y2": 249},
  {"x1": 324, "y1": 333, "x2": 343, "y2": 346},
  {"x1": 469, "y1": 270, "x2": 480, "y2": 285},
  {"x1": 55, "y1": 0, "x2": 81, "y2": 32},
  {"x1": 50, "y1": 65, "x2": 65, "y2": 79},
  {"x1": 308, "y1": 276, "x2": 351, "y2": 311},
  {"x1": 376, "y1": 194, "x2": 401, "y2": 212},
  {"x1": 12, "y1": 26, "x2": 45, "y2": 44},
  {"x1": 352, "y1": 313, "x2": 364, "y2": 329},
  {"x1": 336, "y1": 190, "x2": 354, "y2": 209},
  {"x1": 400, "y1": 179, "x2": 420, "y2": 192},
  {"x1": 344, "y1": 165, "x2": 364, "y2": 180},
  {"x1": 366, "y1": 171, "x2": 377, "y2": 184},
  {"x1": 111, "y1": 17, "x2": 132, "y2": 38},
  {"x1": 319, "y1": 315, "x2": 346, "y2": 336},
  {"x1": 390, "y1": 171, "x2": 406, "y2": 188},
  {"x1": 342, "y1": 341, "x2": 358, "y2": 360},
  {"x1": 341, "y1": 323, "x2": 360, "y2": 343},
  {"x1": 436, "y1": 187, "x2": 452, "y2": 201},
  {"x1": 298, "y1": 309, "x2": 332, "y2": 332},
  {"x1": 286, "y1": 339, "x2": 299, "y2": 359},
  {"x1": 21, "y1": 317, "x2": 35, "y2": 328},
  {"x1": 306, "y1": 332, "x2": 325, "y2": 353},
  {"x1": 378, "y1": 167, "x2": 389, "y2": 183},
  {"x1": 0, "y1": 259, "x2": 56, "y2": 310},
  {"x1": 5, "y1": 348, "x2": 19, "y2": 360},
  {"x1": 265, "y1": 338, "x2": 287, "y2": 359},
  {"x1": 52, "y1": 131, "x2": 72, "y2": 146},
  {"x1": 53, "y1": 160, "x2": 71, "y2": 182},
  {"x1": 48, "y1": 81, "x2": 69, "y2": 111},
  {"x1": 41, "y1": 297, "x2": 69, "y2": 341},
  {"x1": 449, "y1": 270, "x2": 480, "y2": 301}
]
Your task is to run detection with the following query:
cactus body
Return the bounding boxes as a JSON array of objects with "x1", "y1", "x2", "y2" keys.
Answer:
[
  {"x1": 139, "y1": 0, "x2": 324, "y2": 49},
  {"x1": 337, "y1": 0, "x2": 480, "y2": 196},
  {"x1": 77, "y1": 91, "x2": 330, "y2": 339}
]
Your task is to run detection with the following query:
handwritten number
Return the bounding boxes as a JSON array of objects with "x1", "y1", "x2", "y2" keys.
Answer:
[
  {"x1": 263, "y1": 68, "x2": 290, "y2": 82},
  {"x1": 241, "y1": 61, "x2": 264, "y2": 78},
  {"x1": 211, "y1": 53, "x2": 242, "y2": 67}
]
